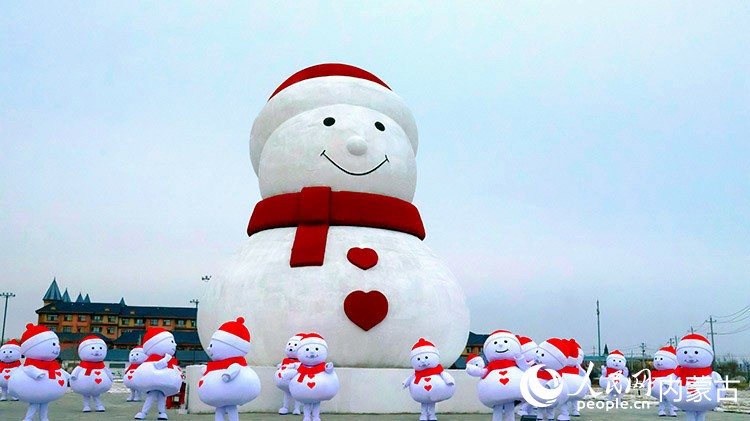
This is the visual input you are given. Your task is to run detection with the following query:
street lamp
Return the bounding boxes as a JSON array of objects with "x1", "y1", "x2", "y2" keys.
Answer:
[
  {"x1": 189, "y1": 298, "x2": 199, "y2": 364},
  {"x1": 1, "y1": 292, "x2": 16, "y2": 342}
]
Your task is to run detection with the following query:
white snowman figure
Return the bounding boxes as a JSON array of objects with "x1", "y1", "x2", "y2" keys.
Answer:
[
  {"x1": 69, "y1": 335, "x2": 114, "y2": 412},
  {"x1": 647, "y1": 345, "x2": 678, "y2": 417},
  {"x1": 198, "y1": 63, "x2": 470, "y2": 368},
  {"x1": 530, "y1": 338, "x2": 582, "y2": 421},
  {"x1": 663, "y1": 334, "x2": 725, "y2": 421},
  {"x1": 566, "y1": 339, "x2": 588, "y2": 417},
  {"x1": 516, "y1": 335, "x2": 538, "y2": 417},
  {"x1": 8, "y1": 323, "x2": 69, "y2": 421},
  {"x1": 283, "y1": 333, "x2": 339, "y2": 421},
  {"x1": 401, "y1": 338, "x2": 456, "y2": 421},
  {"x1": 0, "y1": 339, "x2": 22, "y2": 401},
  {"x1": 131, "y1": 327, "x2": 182, "y2": 420},
  {"x1": 465, "y1": 330, "x2": 529, "y2": 421},
  {"x1": 274, "y1": 333, "x2": 304, "y2": 415},
  {"x1": 598, "y1": 349, "x2": 630, "y2": 405},
  {"x1": 465, "y1": 353, "x2": 486, "y2": 377},
  {"x1": 124, "y1": 347, "x2": 148, "y2": 402},
  {"x1": 198, "y1": 317, "x2": 261, "y2": 421}
]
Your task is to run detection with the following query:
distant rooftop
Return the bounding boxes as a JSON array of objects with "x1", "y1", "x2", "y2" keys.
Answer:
[{"x1": 43, "y1": 278, "x2": 62, "y2": 301}]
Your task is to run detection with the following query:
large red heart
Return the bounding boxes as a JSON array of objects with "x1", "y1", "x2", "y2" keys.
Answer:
[
  {"x1": 307, "y1": 382, "x2": 316, "y2": 389},
  {"x1": 94, "y1": 378, "x2": 102, "y2": 384},
  {"x1": 344, "y1": 290, "x2": 388, "y2": 331},
  {"x1": 424, "y1": 385, "x2": 432, "y2": 391},
  {"x1": 58, "y1": 380, "x2": 65, "y2": 387},
  {"x1": 499, "y1": 378, "x2": 509, "y2": 385},
  {"x1": 346, "y1": 247, "x2": 378, "y2": 270}
]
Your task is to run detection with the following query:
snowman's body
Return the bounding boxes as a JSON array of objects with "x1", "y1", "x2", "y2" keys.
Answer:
[
  {"x1": 646, "y1": 347, "x2": 678, "y2": 417},
  {"x1": 131, "y1": 357, "x2": 182, "y2": 396},
  {"x1": 0, "y1": 341, "x2": 22, "y2": 401},
  {"x1": 284, "y1": 333, "x2": 339, "y2": 421},
  {"x1": 289, "y1": 367, "x2": 339, "y2": 404},
  {"x1": 403, "y1": 339, "x2": 455, "y2": 421},
  {"x1": 274, "y1": 335, "x2": 303, "y2": 415},
  {"x1": 70, "y1": 367, "x2": 112, "y2": 397},
  {"x1": 198, "y1": 366, "x2": 261, "y2": 407},
  {"x1": 598, "y1": 352, "x2": 630, "y2": 405},
  {"x1": 70, "y1": 336, "x2": 113, "y2": 412},
  {"x1": 123, "y1": 347, "x2": 147, "y2": 402},
  {"x1": 477, "y1": 367, "x2": 525, "y2": 408},
  {"x1": 132, "y1": 329, "x2": 182, "y2": 420},
  {"x1": 198, "y1": 64, "x2": 470, "y2": 368}
]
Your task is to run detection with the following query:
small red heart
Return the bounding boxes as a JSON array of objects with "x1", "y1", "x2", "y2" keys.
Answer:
[
  {"x1": 56, "y1": 371, "x2": 61, "y2": 376},
  {"x1": 127, "y1": 375, "x2": 133, "y2": 380},
  {"x1": 424, "y1": 377, "x2": 431, "y2": 382},
  {"x1": 58, "y1": 379, "x2": 65, "y2": 386},
  {"x1": 94, "y1": 378, "x2": 102, "y2": 384},
  {"x1": 344, "y1": 290, "x2": 388, "y2": 331},
  {"x1": 307, "y1": 382, "x2": 316, "y2": 389},
  {"x1": 347, "y1": 247, "x2": 378, "y2": 270},
  {"x1": 198, "y1": 380, "x2": 204, "y2": 387},
  {"x1": 498, "y1": 370, "x2": 507, "y2": 376},
  {"x1": 94, "y1": 371, "x2": 101, "y2": 375},
  {"x1": 424, "y1": 385, "x2": 432, "y2": 391},
  {"x1": 3, "y1": 375, "x2": 9, "y2": 380},
  {"x1": 277, "y1": 373, "x2": 282, "y2": 378},
  {"x1": 499, "y1": 378, "x2": 509, "y2": 385}
]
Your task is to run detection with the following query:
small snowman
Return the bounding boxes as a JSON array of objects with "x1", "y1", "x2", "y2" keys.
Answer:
[
  {"x1": 131, "y1": 327, "x2": 182, "y2": 420},
  {"x1": 465, "y1": 353, "x2": 486, "y2": 377},
  {"x1": 198, "y1": 317, "x2": 261, "y2": 421},
  {"x1": 465, "y1": 330, "x2": 529, "y2": 421},
  {"x1": 283, "y1": 333, "x2": 339, "y2": 421},
  {"x1": 8, "y1": 323, "x2": 69, "y2": 421},
  {"x1": 0, "y1": 339, "x2": 22, "y2": 401},
  {"x1": 274, "y1": 333, "x2": 304, "y2": 415},
  {"x1": 566, "y1": 339, "x2": 588, "y2": 417},
  {"x1": 648, "y1": 346, "x2": 677, "y2": 417},
  {"x1": 124, "y1": 347, "x2": 147, "y2": 402},
  {"x1": 515, "y1": 335, "x2": 537, "y2": 417},
  {"x1": 531, "y1": 338, "x2": 580, "y2": 421},
  {"x1": 663, "y1": 334, "x2": 725, "y2": 421},
  {"x1": 598, "y1": 349, "x2": 630, "y2": 405},
  {"x1": 401, "y1": 338, "x2": 455, "y2": 421},
  {"x1": 70, "y1": 335, "x2": 113, "y2": 412}
]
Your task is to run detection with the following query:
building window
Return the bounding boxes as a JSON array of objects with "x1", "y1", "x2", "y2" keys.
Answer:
[
  {"x1": 121, "y1": 318, "x2": 130, "y2": 325},
  {"x1": 108, "y1": 316, "x2": 116, "y2": 323},
  {"x1": 92, "y1": 327, "x2": 102, "y2": 333},
  {"x1": 92, "y1": 315, "x2": 102, "y2": 322},
  {"x1": 46, "y1": 314, "x2": 58, "y2": 321},
  {"x1": 64, "y1": 314, "x2": 73, "y2": 321},
  {"x1": 150, "y1": 319, "x2": 159, "y2": 326},
  {"x1": 135, "y1": 318, "x2": 144, "y2": 326},
  {"x1": 107, "y1": 327, "x2": 115, "y2": 334},
  {"x1": 63, "y1": 326, "x2": 72, "y2": 333},
  {"x1": 164, "y1": 319, "x2": 171, "y2": 326},
  {"x1": 188, "y1": 320, "x2": 195, "y2": 327},
  {"x1": 77, "y1": 327, "x2": 84, "y2": 333},
  {"x1": 79, "y1": 315, "x2": 87, "y2": 322},
  {"x1": 176, "y1": 320, "x2": 186, "y2": 327}
]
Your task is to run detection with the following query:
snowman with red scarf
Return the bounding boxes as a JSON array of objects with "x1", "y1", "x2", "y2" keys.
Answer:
[
  {"x1": 274, "y1": 333, "x2": 304, "y2": 415},
  {"x1": 69, "y1": 336, "x2": 113, "y2": 412},
  {"x1": 8, "y1": 324, "x2": 69, "y2": 421},
  {"x1": 466, "y1": 330, "x2": 530, "y2": 421},
  {"x1": 124, "y1": 347, "x2": 147, "y2": 402},
  {"x1": 647, "y1": 346, "x2": 678, "y2": 417},
  {"x1": 197, "y1": 63, "x2": 470, "y2": 368},
  {"x1": 0, "y1": 339, "x2": 22, "y2": 401},
  {"x1": 662, "y1": 334, "x2": 725, "y2": 421},
  {"x1": 598, "y1": 349, "x2": 630, "y2": 405},
  {"x1": 515, "y1": 335, "x2": 538, "y2": 417},
  {"x1": 198, "y1": 317, "x2": 261, "y2": 421},
  {"x1": 401, "y1": 338, "x2": 456, "y2": 421},
  {"x1": 131, "y1": 327, "x2": 182, "y2": 420},
  {"x1": 283, "y1": 333, "x2": 339, "y2": 421}
]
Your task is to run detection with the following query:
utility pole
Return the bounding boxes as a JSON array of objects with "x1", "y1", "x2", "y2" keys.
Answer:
[
  {"x1": 691, "y1": 326, "x2": 694, "y2": 334},
  {"x1": 596, "y1": 300, "x2": 602, "y2": 357},
  {"x1": 708, "y1": 315, "x2": 716, "y2": 356},
  {"x1": 1, "y1": 292, "x2": 16, "y2": 342},
  {"x1": 190, "y1": 298, "x2": 199, "y2": 365},
  {"x1": 640, "y1": 342, "x2": 647, "y2": 369}
]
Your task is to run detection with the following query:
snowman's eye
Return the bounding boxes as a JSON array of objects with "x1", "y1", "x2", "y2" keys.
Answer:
[
  {"x1": 684, "y1": 351, "x2": 688, "y2": 354},
  {"x1": 306, "y1": 347, "x2": 310, "y2": 351},
  {"x1": 425, "y1": 356, "x2": 428, "y2": 359},
  {"x1": 504, "y1": 340, "x2": 508, "y2": 343},
  {"x1": 417, "y1": 357, "x2": 421, "y2": 361},
  {"x1": 493, "y1": 341, "x2": 497, "y2": 345},
  {"x1": 323, "y1": 117, "x2": 335, "y2": 127},
  {"x1": 315, "y1": 347, "x2": 319, "y2": 351},
  {"x1": 374, "y1": 121, "x2": 385, "y2": 131},
  {"x1": 694, "y1": 351, "x2": 699, "y2": 355}
]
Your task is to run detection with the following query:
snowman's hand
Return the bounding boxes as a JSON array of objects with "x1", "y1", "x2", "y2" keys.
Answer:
[
  {"x1": 402, "y1": 374, "x2": 415, "y2": 389},
  {"x1": 440, "y1": 371, "x2": 456, "y2": 386},
  {"x1": 223, "y1": 364, "x2": 242, "y2": 382},
  {"x1": 281, "y1": 369, "x2": 297, "y2": 381},
  {"x1": 276, "y1": 363, "x2": 282, "y2": 370},
  {"x1": 324, "y1": 362, "x2": 334, "y2": 373},
  {"x1": 465, "y1": 365, "x2": 486, "y2": 378},
  {"x1": 105, "y1": 368, "x2": 114, "y2": 381},
  {"x1": 154, "y1": 354, "x2": 172, "y2": 370},
  {"x1": 69, "y1": 366, "x2": 81, "y2": 381},
  {"x1": 23, "y1": 365, "x2": 46, "y2": 380}
]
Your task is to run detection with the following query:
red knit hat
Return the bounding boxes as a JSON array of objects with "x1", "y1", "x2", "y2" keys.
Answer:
[
  {"x1": 484, "y1": 330, "x2": 520, "y2": 350},
  {"x1": 20, "y1": 323, "x2": 58, "y2": 354},
  {"x1": 211, "y1": 317, "x2": 251, "y2": 353},
  {"x1": 298, "y1": 333, "x2": 327, "y2": 350},
  {"x1": 517, "y1": 335, "x2": 538, "y2": 353},
  {"x1": 655, "y1": 345, "x2": 677, "y2": 363},
  {"x1": 466, "y1": 353, "x2": 483, "y2": 364},
  {"x1": 141, "y1": 327, "x2": 175, "y2": 354},
  {"x1": 610, "y1": 349, "x2": 624, "y2": 357},
  {"x1": 78, "y1": 335, "x2": 106, "y2": 353},
  {"x1": 678, "y1": 334, "x2": 713, "y2": 356},
  {"x1": 1, "y1": 339, "x2": 21, "y2": 354},
  {"x1": 249, "y1": 63, "x2": 418, "y2": 173},
  {"x1": 410, "y1": 338, "x2": 439, "y2": 358},
  {"x1": 539, "y1": 338, "x2": 573, "y2": 366}
]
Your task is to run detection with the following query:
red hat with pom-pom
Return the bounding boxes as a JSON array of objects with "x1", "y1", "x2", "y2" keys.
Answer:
[
  {"x1": 1, "y1": 339, "x2": 21, "y2": 354},
  {"x1": 20, "y1": 323, "x2": 58, "y2": 354},
  {"x1": 211, "y1": 317, "x2": 251, "y2": 353},
  {"x1": 410, "y1": 338, "x2": 439, "y2": 358},
  {"x1": 655, "y1": 345, "x2": 677, "y2": 363},
  {"x1": 141, "y1": 327, "x2": 175, "y2": 354},
  {"x1": 678, "y1": 334, "x2": 713, "y2": 356},
  {"x1": 78, "y1": 335, "x2": 106, "y2": 353}
]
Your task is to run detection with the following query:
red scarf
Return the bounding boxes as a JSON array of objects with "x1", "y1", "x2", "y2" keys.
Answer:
[
  {"x1": 482, "y1": 359, "x2": 518, "y2": 379},
  {"x1": 247, "y1": 187, "x2": 425, "y2": 267},
  {"x1": 414, "y1": 365, "x2": 444, "y2": 384},
  {"x1": 24, "y1": 358, "x2": 61, "y2": 379},
  {"x1": 651, "y1": 369, "x2": 675, "y2": 379},
  {"x1": 674, "y1": 366, "x2": 713, "y2": 386},
  {"x1": 79, "y1": 360, "x2": 105, "y2": 376},
  {"x1": 296, "y1": 363, "x2": 326, "y2": 382},
  {"x1": 126, "y1": 363, "x2": 141, "y2": 372},
  {"x1": 559, "y1": 366, "x2": 580, "y2": 375},
  {"x1": 281, "y1": 357, "x2": 298, "y2": 368},
  {"x1": 204, "y1": 356, "x2": 247, "y2": 374},
  {"x1": 145, "y1": 354, "x2": 179, "y2": 369},
  {"x1": 0, "y1": 361, "x2": 21, "y2": 370},
  {"x1": 606, "y1": 367, "x2": 623, "y2": 377},
  {"x1": 537, "y1": 368, "x2": 558, "y2": 380}
]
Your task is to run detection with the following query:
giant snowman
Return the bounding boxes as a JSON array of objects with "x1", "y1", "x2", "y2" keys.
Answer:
[{"x1": 198, "y1": 63, "x2": 470, "y2": 367}]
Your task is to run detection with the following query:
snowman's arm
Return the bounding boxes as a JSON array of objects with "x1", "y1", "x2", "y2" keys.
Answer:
[
  {"x1": 69, "y1": 366, "x2": 81, "y2": 381},
  {"x1": 276, "y1": 363, "x2": 282, "y2": 370},
  {"x1": 281, "y1": 367, "x2": 298, "y2": 381},
  {"x1": 440, "y1": 371, "x2": 456, "y2": 386},
  {"x1": 22, "y1": 365, "x2": 46, "y2": 380},
  {"x1": 402, "y1": 374, "x2": 415, "y2": 389},
  {"x1": 154, "y1": 354, "x2": 172, "y2": 370},
  {"x1": 61, "y1": 369, "x2": 71, "y2": 381},
  {"x1": 711, "y1": 372, "x2": 727, "y2": 397},
  {"x1": 104, "y1": 367, "x2": 114, "y2": 381},
  {"x1": 325, "y1": 362, "x2": 334, "y2": 373},
  {"x1": 466, "y1": 365, "x2": 487, "y2": 378},
  {"x1": 623, "y1": 367, "x2": 629, "y2": 377},
  {"x1": 578, "y1": 365, "x2": 586, "y2": 376},
  {"x1": 221, "y1": 364, "x2": 242, "y2": 383}
]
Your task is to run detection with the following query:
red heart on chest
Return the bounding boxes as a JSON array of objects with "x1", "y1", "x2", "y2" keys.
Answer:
[
  {"x1": 307, "y1": 382, "x2": 316, "y2": 389},
  {"x1": 277, "y1": 372, "x2": 282, "y2": 378},
  {"x1": 127, "y1": 375, "x2": 133, "y2": 380},
  {"x1": 346, "y1": 247, "x2": 378, "y2": 270},
  {"x1": 198, "y1": 380, "x2": 204, "y2": 387},
  {"x1": 94, "y1": 371, "x2": 101, "y2": 375},
  {"x1": 3, "y1": 375, "x2": 9, "y2": 380},
  {"x1": 94, "y1": 378, "x2": 102, "y2": 384},
  {"x1": 499, "y1": 378, "x2": 509, "y2": 385},
  {"x1": 424, "y1": 377, "x2": 431, "y2": 382},
  {"x1": 498, "y1": 370, "x2": 507, "y2": 376},
  {"x1": 58, "y1": 379, "x2": 65, "y2": 387},
  {"x1": 344, "y1": 290, "x2": 388, "y2": 331},
  {"x1": 424, "y1": 385, "x2": 432, "y2": 391}
]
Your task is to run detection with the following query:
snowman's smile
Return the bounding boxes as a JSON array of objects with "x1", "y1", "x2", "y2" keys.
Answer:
[{"x1": 321, "y1": 150, "x2": 389, "y2": 176}]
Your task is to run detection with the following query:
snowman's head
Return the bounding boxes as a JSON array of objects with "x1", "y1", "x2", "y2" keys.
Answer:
[
  {"x1": 534, "y1": 339, "x2": 569, "y2": 371},
  {"x1": 142, "y1": 328, "x2": 177, "y2": 357},
  {"x1": 409, "y1": 338, "x2": 440, "y2": 370},
  {"x1": 207, "y1": 338, "x2": 245, "y2": 361},
  {"x1": 208, "y1": 317, "x2": 251, "y2": 361},
  {"x1": 676, "y1": 334, "x2": 713, "y2": 368},
  {"x1": 0, "y1": 340, "x2": 21, "y2": 363},
  {"x1": 285, "y1": 333, "x2": 304, "y2": 359},
  {"x1": 606, "y1": 351, "x2": 627, "y2": 369},
  {"x1": 483, "y1": 330, "x2": 521, "y2": 362},
  {"x1": 518, "y1": 336, "x2": 538, "y2": 364},
  {"x1": 77, "y1": 336, "x2": 108, "y2": 362},
  {"x1": 129, "y1": 347, "x2": 147, "y2": 364},
  {"x1": 296, "y1": 333, "x2": 328, "y2": 366},
  {"x1": 569, "y1": 339, "x2": 584, "y2": 366},
  {"x1": 20, "y1": 324, "x2": 60, "y2": 361},
  {"x1": 251, "y1": 64, "x2": 419, "y2": 202}
]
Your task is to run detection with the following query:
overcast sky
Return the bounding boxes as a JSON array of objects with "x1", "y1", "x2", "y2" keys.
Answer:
[{"x1": 1, "y1": 1, "x2": 748, "y2": 359}]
